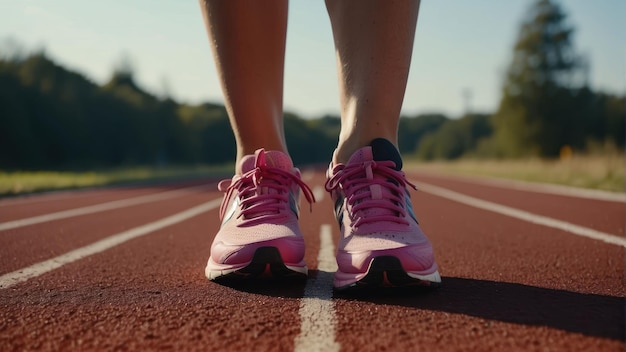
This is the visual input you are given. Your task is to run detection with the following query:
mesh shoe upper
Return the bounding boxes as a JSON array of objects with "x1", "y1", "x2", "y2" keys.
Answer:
[
  {"x1": 208, "y1": 149, "x2": 314, "y2": 268},
  {"x1": 325, "y1": 139, "x2": 438, "y2": 277}
]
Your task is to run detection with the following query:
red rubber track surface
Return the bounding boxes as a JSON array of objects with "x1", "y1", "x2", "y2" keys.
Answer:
[
  {"x1": 0, "y1": 181, "x2": 209, "y2": 222},
  {"x1": 413, "y1": 172, "x2": 624, "y2": 236},
  {"x1": 0, "y1": 172, "x2": 623, "y2": 351}
]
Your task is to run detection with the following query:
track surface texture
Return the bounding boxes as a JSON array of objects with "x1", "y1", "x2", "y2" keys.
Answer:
[{"x1": 0, "y1": 171, "x2": 624, "y2": 351}]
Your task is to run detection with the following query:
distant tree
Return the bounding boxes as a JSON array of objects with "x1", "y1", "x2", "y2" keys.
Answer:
[
  {"x1": 111, "y1": 53, "x2": 137, "y2": 88},
  {"x1": 306, "y1": 114, "x2": 341, "y2": 142},
  {"x1": 0, "y1": 52, "x2": 200, "y2": 169},
  {"x1": 285, "y1": 113, "x2": 336, "y2": 165},
  {"x1": 398, "y1": 114, "x2": 448, "y2": 154},
  {"x1": 0, "y1": 36, "x2": 27, "y2": 61},
  {"x1": 582, "y1": 92, "x2": 625, "y2": 148},
  {"x1": 415, "y1": 113, "x2": 492, "y2": 160},
  {"x1": 603, "y1": 94, "x2": 625, "y2": 146},
  {"x1": 492, "y1": 0, "x2": 585, "y2": 157}
]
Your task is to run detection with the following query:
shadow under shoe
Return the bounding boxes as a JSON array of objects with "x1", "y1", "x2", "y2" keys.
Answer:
[
  {"x1": 334, "y1": 256, "x2": 442, "y2": 295},
  {"x1": 212, "y1": 247, "x2": 308, "y2": 282}
]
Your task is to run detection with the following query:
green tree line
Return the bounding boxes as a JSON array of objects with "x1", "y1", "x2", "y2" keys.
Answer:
[
  {"x1": 487, "y1": 0, "x2": 624, "y2": 158},
  {"x1": 0, "y1": 53, "x2": 341, "y2": 170},
  {"x1": 0, "y1": 52, "x2": 479, "y2": 170},
  {"x1": 412, "y1": 0, "x2": 624, "y2": 160}
]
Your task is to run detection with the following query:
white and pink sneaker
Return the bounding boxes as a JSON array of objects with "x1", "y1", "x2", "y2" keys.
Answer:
[
  {"x1": 206, "y1": 149, "x2": 314, "y2": 281},
  {"x1": 325, "y1": 138, "x2": 441, "y2": 290}
]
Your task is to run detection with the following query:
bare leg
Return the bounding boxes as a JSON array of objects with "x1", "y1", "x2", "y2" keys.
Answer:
[
  {"x1": 199, "y1": 0, "x2": 288, "y2": 170},
  {"x1": 325, "y1": 0, "x2": 420, "y2": 164}
]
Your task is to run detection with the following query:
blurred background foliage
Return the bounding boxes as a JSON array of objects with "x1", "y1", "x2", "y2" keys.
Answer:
[{"x1": 0, "y1": 0, "x2": 623, "y2": 172}]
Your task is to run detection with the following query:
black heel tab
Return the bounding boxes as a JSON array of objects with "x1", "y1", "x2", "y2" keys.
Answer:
[{"x1": 369, "y1": 138, "x2": 402, "y2": 171}]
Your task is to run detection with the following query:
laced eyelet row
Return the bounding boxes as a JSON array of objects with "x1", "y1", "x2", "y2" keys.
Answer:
[
  {"x1": 219, "y1": 151, "x2": 315, "y2": 226},
  {"x1": 325, "y1": 160, "x2": 417, "y2": 227}
]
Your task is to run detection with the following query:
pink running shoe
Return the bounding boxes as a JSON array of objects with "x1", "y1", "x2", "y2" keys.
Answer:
[
  {"x1": 325, "y1": 138, "x2": 441, "y2": 291},
  {"x1": 206, "y1": 149, "x2": 315, "y2": 281}
]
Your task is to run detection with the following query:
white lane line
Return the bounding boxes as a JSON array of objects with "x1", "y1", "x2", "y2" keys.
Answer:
[
  {"x1": 418, "y1": 182, "x2": 626, "y2": 248},
  {"x1": 0, "y1": 185, "x2": 212, "y2": 232},
  {"x1": 295, "y1": 224, "x2": 340, "y2": 352},
  {"x1": 301, "y1": 171, "x2": 315, "y2": 182},
  {"x1": 0, "y1": 198, "x2": 222, "y2": 289},
  {"x1": 414, "y1": 171, "x2": 625, "y2": 203},
  {"x1": 469, "y1": 176, "x2": 625, "y2": 203},
  {"x1": 312, "y1": 185, "x2": 325, "y2": 203},
  {"x1": 0, "y1": 190, "x2": 96, "y2": 207}
]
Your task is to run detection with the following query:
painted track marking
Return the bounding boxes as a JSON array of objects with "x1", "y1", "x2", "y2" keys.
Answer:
[
  {"x1": 301, "y1": 171, "x2": 315, "y2": 182},
  {"x1": 295, "y1": 224, "x2": 340, "y2": 352},
  {"x1": 414, "y1": 171, "x2": 625, "y2": 203},
  {"x1": 0, "y1": 198, "x2": 222, "y2": 289},
  {"x1": 418, "y1": 182, "x2": 626, "y2": 247},
  {"x1": 0, "y1": 190, "x2": 97, "y2": 207},
  {"x1": 312, "y1": 185, "x2": 325, "y2": 203},
  {"x1": 0, "y1": 185, "x2": 211, "y2": 232}
]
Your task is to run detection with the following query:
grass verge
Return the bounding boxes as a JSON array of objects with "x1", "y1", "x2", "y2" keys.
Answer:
[
  {"x1": 409, "y1": 153, "x2": 624, "y2": 193},
  {"x1": 0, "y1": 164, "x2": 234, "y2": 197},
  {"x1": 3, "y1": 154, "x2": 623, "y2": 197}
]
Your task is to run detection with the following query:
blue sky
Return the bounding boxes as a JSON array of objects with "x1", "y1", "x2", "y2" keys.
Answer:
[{"x1": 1, "y1": 0, "x2": 624, "y2": 118}]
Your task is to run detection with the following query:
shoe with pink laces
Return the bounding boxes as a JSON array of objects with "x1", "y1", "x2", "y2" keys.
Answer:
[
  {"x1": 325, "y1": 138, "x2": 441, "y2": 291},
  {"x1": 206, "y1": 149, "x2": 315, "y2": 281}
]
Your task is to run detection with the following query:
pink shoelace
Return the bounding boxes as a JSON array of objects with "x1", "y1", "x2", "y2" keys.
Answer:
[
  {"x1": 218, "y1": 151, "x2": 315, "y2": 226},
  {"x1": 325, "y1": 160, "x2": 417, "y2": 227}
]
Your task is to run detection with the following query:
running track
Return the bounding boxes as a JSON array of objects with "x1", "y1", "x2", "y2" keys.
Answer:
[{"x1": 0, "y1": 170, "x2": 624, "y2": 351}]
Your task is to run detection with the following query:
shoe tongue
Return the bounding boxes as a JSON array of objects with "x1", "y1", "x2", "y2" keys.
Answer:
[
  {"x1": 343, "y1": 139, "x2": 403, "y2": 222},
  {"x1": 345, "y1": 138, "x2": 402, "y2": 171},
  {"x1": 239, "y1": 150, "x2": 294, "y2": 174},
  {"x1": 236, "y1": 150, "x2": 294, "y2": 220}
]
